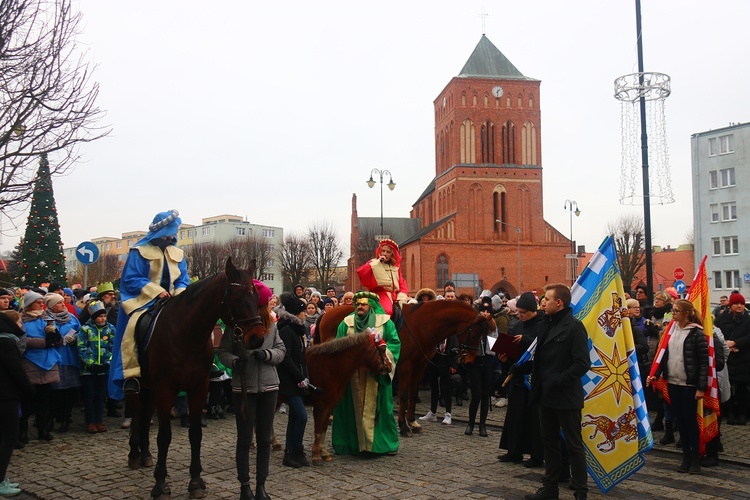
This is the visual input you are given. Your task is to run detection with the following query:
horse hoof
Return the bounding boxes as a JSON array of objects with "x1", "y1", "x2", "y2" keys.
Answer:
[
  {"x1": 142, "y1": 455, "x2": 154, "y2": 467},
  {"x1": 151, "y1": 483, "x2": 171, "y2": 499},
  {"x1": 400, "y1": 430, "x2": 413, "y2": 438},
  {"x1": 411, "y1": 426, "x2": 423, "y2": 434},
  {"x1": 312, "y1": 458, "x2": 323, "y2": 466},
  {"x1": 272, "y1": 443, "x2": 283, "y2": 451},
  {"x1": 128, "y1": 457, "x2": 141, "y2": 470},
  {"x1": 323, "y1": 454, "x2": 333, "y2": 462},
  {"x1": 188, "y1": 478, "x2": 207, "y2": 498}
]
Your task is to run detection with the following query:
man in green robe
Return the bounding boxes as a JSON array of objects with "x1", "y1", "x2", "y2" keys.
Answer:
[{"x1": 332, "y1": 291, "x2": 401, "y2": 455}]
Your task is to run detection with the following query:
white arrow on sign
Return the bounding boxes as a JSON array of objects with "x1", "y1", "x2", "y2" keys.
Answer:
[{"x1": 77, "y1": 247, "x2": 95, "y2": 263}]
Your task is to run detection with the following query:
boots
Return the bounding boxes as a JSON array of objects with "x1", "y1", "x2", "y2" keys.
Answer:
[
  {"x1": 255, "y1": 482, "x2": 271, "y2": 500},
  {"x1": 282, "y1": 449, "x2": 302, "y2": 468},
  {"x1": 677, "y1": 449, "x2": 690, "y2": 473},
  {"x1": 464, "y1": 424, "x2": 474, "y2": 435},
  {"x1": 688, "y1": 449, "x2": 701, "y2": 474},
  {"x1": 659, "y1": 421, "x2": 675, "y2": 445},
  {"x1": 239, "y1": 483, "x2": 254, "y2": 500},
  {"x1": 295, "y1": 448, "x2": 310, "y2": 467},
  {"x1": 478, "y1": 423, "x2": 488, "y2": 437}
]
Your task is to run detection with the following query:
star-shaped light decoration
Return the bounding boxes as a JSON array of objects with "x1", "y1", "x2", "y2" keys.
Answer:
[
  {"x1": 587, "y1": 343, "x2": 632, "y2": 405},
  {"x1": 39, "y1": 261, "x2": 47, "y2": 267},
  {"x1": 30, "y1": 247, "x2": 43, "y2": 255},
  {"x1": 42, "y1": 228, "x2": 54, "y2": 236}
]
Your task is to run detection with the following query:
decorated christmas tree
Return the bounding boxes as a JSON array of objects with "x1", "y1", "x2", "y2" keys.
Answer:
[{"x1": 15, "y1": 154, "x2": 67, "y2": 285}]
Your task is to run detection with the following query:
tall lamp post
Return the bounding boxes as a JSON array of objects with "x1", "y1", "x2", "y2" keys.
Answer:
[
  {"x1": 367, "y1": 168, "x2": 396, "y2": 237},
  {"x1": 564, "y1": 200, "x2": 581, "y2": 285},
  {"x1": 495, "y1": 220, "x2": 521, "y2": 293}
]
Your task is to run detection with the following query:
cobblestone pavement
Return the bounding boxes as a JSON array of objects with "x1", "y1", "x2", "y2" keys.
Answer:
[{"x1": 9, "y1": 392, "x2": 750, "y2": 499}]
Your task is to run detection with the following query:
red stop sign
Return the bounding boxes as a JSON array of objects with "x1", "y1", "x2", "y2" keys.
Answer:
[{"x1": 674, "y1": 268, "x2": 685, "y2": 281}]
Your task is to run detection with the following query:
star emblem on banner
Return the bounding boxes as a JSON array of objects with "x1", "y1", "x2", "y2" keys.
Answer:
[{"x1": 588, "y1": 343, "x2": 631, "y2": 405}]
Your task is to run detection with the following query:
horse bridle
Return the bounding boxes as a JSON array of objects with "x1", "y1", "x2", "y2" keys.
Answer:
[
  {"x1": 223, "y1": 282, "x2": 262, "y2": 342},
  {"x1": 368, "y1": 333, "x2": 391, "y2": 374}
]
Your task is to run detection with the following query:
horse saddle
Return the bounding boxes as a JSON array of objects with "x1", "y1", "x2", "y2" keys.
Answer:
[{"x1": 134, "y1": 297, "x2": 169, "y2": 355}]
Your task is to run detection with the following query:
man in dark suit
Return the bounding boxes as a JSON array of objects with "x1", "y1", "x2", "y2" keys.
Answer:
[{"x1": 525, "y1": 283, "x2": 590, "y2": 500}]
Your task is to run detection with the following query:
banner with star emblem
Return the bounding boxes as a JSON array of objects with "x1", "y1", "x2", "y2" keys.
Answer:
[{"x1": 570, "y1": 236, "x2": 653, "y2": 493}]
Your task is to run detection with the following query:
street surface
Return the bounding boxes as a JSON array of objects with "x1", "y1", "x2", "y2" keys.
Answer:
[{"x1": 10, "y1": 392, "x2": 750, "y2": 499}]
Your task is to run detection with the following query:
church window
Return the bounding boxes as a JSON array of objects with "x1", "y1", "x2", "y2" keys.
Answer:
[
  {"x1": 522, "y1": 121, "x2": 537, "y2": 165},
  {"x1": 517, "y1": 94, "x2": 522, "y2": 108},
  {"x1": 461, "y1": 92, "x2": 466, "y2": 106},
  {"x1": 472, "y1": 93, "x2": 478, "y2": 106},
  {"x1": 506, "y1": 95, "x2": 511, "y2": 108},
  {"x1": 481, "y1": 120, "x2": 495, "y2": 164},
  {"x1": 411, "y1": 255, "x2": 416, "y2": 290},
  {"x1": 528, "y1": 94, "x2": 534, "y2": 108},
  {"x1": 493, "y1": 186, "x2": 508, "y2": 238},
  {"x1": 437, "y1": 255, "x2": 449, "y2": 289},
  {"x1": 501, "y1": 121, "x2": 516, "y2": 165},
  {"x1": 460, "y1": 119, "x2": 476, "y2": 163},
  {"x1": 484, "y1": 94, "x2": 489, "y2": 107}
]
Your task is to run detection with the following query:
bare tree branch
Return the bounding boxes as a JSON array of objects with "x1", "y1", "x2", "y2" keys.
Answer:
[
  {"x1": 606, "y1": 214, "x2": 646, "y2": 292},
  {"x1": 276, "y1": 232, "x2": 311, "y2": 290},
  {"x1": 308, "y1": 221, "x2": 343, "y2": 291},
  {"x1": 0, "y1": 0, "x2": 109, "y2": 222}
]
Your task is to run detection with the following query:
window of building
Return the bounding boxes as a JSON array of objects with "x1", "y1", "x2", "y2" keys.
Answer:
[
  {"x1": 187, "y1": 230, "x2": 192, "y2": 238},
  {"x1": 202, "y1": 227, "x2": 211, "y2": 236},
  {"x1": 116, "y1": 241, "x2": 122, "y2": 249},
  {"x1": 720, "y1": 167, "x2": 735, "y2": 188},
  {"x1": 260, "y1": 273, "x2": 274, "y2": 281},
  {"x1": 713, "y1": 271, "x2": 722, "y2": 289},
  {"x1": 710, "y1": 204, "x2": 719, "y2": 223},
  {"x1": 721, "y1": 202, "x2": 737, "y2": 221},
  {"x1": 719, "y1": 134, "x2": 734, "y2": 154},
  {"x1": 436, "y1": 255, "x2": 449, "y2": 289},
  {"x1": 266, "y1": 259, "x2": 274, "y2": 267},
  {"x1": 708, "y1": 138, "x2": 717, "y2": 156},
  {"x1": 180, "y1": 230, "x2": 184, "y2": 239},
  {"x1": 267, "y1": 244, "x2": 275, "y2": 253},
  {"x1": 723, "y1": 236, "x2": 739, "y2": 255},
  {"x1": 709, "y1": 170, "x2": 718, "y2": 190},
  {"x1": 262, "y1": 229, "x2": 275, "y2": 238},
  {"x1": 724, "y1": 270, "x2": 740, "y2": 289},
  {"x1": 128, "y1": 239, "x2": 133, "y2": 247},
  {"x1": 236, "y1": 227, "x2": 246, "y2": 236},
  {"x1": 712, "y1": 238, "x2": 721, "y2": 256}
]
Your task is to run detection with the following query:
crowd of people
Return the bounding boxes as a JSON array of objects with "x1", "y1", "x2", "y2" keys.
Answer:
[{"x1": 3, "y1": 211, "x2": 749, "y2": 499}]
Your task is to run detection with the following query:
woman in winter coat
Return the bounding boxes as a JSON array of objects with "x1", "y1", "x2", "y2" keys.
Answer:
[
  {"x1": 276, "y1": 293, "x2": 310, "y2": 468},
  {"x1": 0, "y1": 311, "x2": 35, "y2": 496},
  {"x1": 20, "y1": 291, "x2": 62, "y2": 442},
  {"x1": 647, "y1": 299, "x2": 708, "y2": 475},
  {"x1": 45, "y1": 293, "x2": 81, "y2": 434},
  {"x1": 714, "y1": 292, "x2": 750, "y2": 425},
  {"x1": 217, "y1": 280, "x2": 285, "y2": 500}
]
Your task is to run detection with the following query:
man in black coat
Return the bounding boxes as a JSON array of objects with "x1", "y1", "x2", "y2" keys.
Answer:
[{"x1": 525, "y1": 283, "x2": 590, "y2": 500}]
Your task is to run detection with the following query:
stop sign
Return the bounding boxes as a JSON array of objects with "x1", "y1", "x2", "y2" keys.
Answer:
[{"x1": 673, "y1": 267, "x2": 685, "y2": 281}]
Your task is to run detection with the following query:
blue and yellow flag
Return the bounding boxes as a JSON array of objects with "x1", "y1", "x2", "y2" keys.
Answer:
[{"x1": 570, "y1": 236, "x2": 653, "y2": 493}]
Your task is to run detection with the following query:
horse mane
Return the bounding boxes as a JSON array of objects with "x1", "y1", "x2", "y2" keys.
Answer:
[
  {"x1": 307, "y1": 333, "x2": 369, "y2": 356},
  {"x1": 168, "y1": 273, "x2": 223, "y2": 306}
]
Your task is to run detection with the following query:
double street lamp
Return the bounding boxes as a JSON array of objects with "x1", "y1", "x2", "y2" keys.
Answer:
[
  {"x1": 367, "y1": 169, "x2": 396, "y2": 237},
  {"x1": 495, "y1": 220, "x2": 521, "y2": 293},
  {"x1": 564, "y1": 200, "x2": 581, "y2": 285}
]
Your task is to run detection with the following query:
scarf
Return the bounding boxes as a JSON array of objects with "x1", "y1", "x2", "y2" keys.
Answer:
[
  {"x1": 353, "y1": 305, "x2": 377, "y2": 333},
  {"x1": 47, "y1": 309, "x2": 72, "y2": 325},
  {"x1": 22, "y1": 309, "x2": 44, "y2": 322}
]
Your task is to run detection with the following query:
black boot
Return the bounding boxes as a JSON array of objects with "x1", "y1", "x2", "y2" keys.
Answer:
[
  {"x1": 59, "y1": 420, "x2": 69, "y2": 433},
  {"x1": 464, "y1": 424, "x2": 474, "y2": 435},
  {"x1": 239, "y1": 483, "x2": 254, "y2": 500},
  {"x1": 255, "y1": 482, "x2": 270, "y2": 500},
  {"x1": 689, "y1": 450, "x2": 701, "y2": 474},
  {"x1": 677, "y1": 449, "x2": 690, "y2": 473},
  {"x1": 283, "y1": 449, "x2": 301, "y2": 468},
  {"x1": 659, "y1": 421, "x2": 675, "y2": 445},
  {"x1": 479, "y1": 423, "x2": 488, "y2": 437},
  {"x1": 295, "y1": 448, "x2": 310, "y2": 467}
]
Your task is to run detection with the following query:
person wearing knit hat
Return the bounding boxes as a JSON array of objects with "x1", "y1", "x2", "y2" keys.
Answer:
[
  {"x1": 79, "y1": 300, "x2": 116, "y2": 434},
  {"x1": 516, "y1": 292, "x2": 538, "y2": 313},
  {"x1": 0, "y1": 288, "x2": 13, "y2": 311},
  {"x1": 321, "y1": 297, "x2": 335, "y2": 313},
  {"x1": 109, "y1": 209, "x2": 190, "y2": 398},
  {"x1": 715, "y1": 292, "x2": 749, "y2": 425},
  {"x1": 332, "y1": 290, "x2": 400, "y2": 456},
  {"x1": 21, "y1": 291, "x2": 45, "y2": 311},
  {"x1": 44, "y1": 293, "x2": 65, "y2": 310},
  {"x1": 478, "y1": 296, "x2": 493, "y2": 314},
  {"x1": 280, "y1": 292, "x2": 306, "y2": 316}
]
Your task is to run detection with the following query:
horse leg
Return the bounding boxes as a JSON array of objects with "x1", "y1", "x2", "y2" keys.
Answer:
[
  {"x1": 311, "y1": 403, "x2": 325, "y2": 465},
  {"x1": 128, "y1": 394, "x2": 142, "y2": 469},
  {"x1": 151, "y1": 403, "x2": 173, "y2": 500},
  {"x1": 408, "y1": 366, "x2": 424, "y2": 434},
  {"x1": 187, "y1": 388, "x2": 207, "y2": 499},
  {"x1": 139, "y1": 390, "x2": 155, "y2": 468},
  {"x1": 398, "y1": 383, "x2": 412, "y2": 437}
]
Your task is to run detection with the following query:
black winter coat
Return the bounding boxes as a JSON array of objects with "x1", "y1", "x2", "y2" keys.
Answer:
[
  {"x1": 529, "y1": 307, "x2": 590, "y2": 410},
  {"x1": 715, "y1": 310, "x2": 750, "y2": 383},
  {"x1": 653, "y1": 325, "x2": 708, "y2": 390},
  {"x1": 277, "y1": 311, "x2": 308, "y2": 396},
  {"x1": 0, "y1": 314, "x2": 35, "y2": 402}
]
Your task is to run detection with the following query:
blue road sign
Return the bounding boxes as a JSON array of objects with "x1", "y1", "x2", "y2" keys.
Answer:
[
  {"x1": 76, "y1": 241, "x2": 100, "y2": 264},
  {"x1": 674, "y1": 280, "x2": 686, "y2": 294}
]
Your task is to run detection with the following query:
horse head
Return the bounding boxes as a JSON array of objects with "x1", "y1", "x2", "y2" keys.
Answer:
[
  {"x1": 220, "y1": 258, "x2": 265, "y2": 350},
  {"x1": 456, "y1": 312, "x2": 491, "y2": 365},
  {"x1": 366, "y1": 338, "x2": 393, "y2": 376}
]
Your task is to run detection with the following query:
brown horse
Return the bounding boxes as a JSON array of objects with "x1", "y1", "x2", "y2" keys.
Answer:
[
  {"x1": 305, "y1": 333, "x2": 391, "y2": 465},
  {"x1": 127, "y1": 258, "x2": 265, "y2": 499},
  {"x1": 317, "y1": 300, "x2": 488, "y2": 437}
]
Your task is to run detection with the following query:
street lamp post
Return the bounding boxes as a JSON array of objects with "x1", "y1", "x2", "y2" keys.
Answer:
[
  {"x1": 367, "y1": 169, "x2": 396, "y2": 238},
  {"x1": 564, "y1": 200, "x2": 581, "y2": 285},
  {"x1": 495, "y1": 220, "x2": 521, "y2": 293}
]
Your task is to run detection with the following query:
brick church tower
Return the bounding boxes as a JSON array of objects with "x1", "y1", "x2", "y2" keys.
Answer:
[{"x1": 348, "y1": 35, "x2": 569, "y2": 297}]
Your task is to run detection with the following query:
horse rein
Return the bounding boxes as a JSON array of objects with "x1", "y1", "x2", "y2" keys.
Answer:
[{"x1": 368, "y1": 333, "x2": 391, "y2": 374}]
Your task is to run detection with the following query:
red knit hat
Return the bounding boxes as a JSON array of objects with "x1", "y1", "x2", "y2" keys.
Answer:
[{"x1": 729, "y1": 293, "x2": 746, "y2": 306}]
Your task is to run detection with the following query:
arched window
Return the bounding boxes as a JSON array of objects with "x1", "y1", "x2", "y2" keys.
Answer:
[
  {"x1": 481, "y1": 120, "x2": 495, "y2": 164},
  {"x1": 501, "y1": 121, "x2": 516, "y2": 165},
  {"x1": 410, "y1": 254, "x2": 416, "y2": 290},
  {"x1": 528, "y1": 94, "x2": 534, "y2": 109},
  {"x1": 493, "y1": 185, "x2": 508, "y2": 238},
  {"x1": 437, "y1": 255, "x2": 449, "y2": 289},
  {"x1": 522, "y1": 121, "x2": 537, "y2": 165},
  {"x1": 460, "y1": 119, "x2": 476, "y2": 163}
]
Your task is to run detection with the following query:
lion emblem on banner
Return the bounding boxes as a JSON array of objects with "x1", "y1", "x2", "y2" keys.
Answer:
[
  {"x1": 597, "y1": 292, "x2": 623, "y2": 338},
  {"x1": 582, "y1": 406, "x2": 638, "y2": 452}
]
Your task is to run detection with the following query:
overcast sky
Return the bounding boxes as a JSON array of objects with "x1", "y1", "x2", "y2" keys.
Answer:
[{"x1": 3, "y1": 0, "x2": 748, "y2": 259}]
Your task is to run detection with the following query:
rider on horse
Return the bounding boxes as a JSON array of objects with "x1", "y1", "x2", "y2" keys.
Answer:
[
  {"x1": 108, "y1": 209, "x2": 190, "y2": 398},
  {"x1": 356, "y1": 239, "x2": 409, "y2": 316},
  {"x1": 331, "y1": 291, "x2": 401, "y2": 456}
]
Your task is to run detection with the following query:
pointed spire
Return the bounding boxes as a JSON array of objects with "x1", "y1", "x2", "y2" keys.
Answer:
[{"x1": 458, "y1": 35, "x2": 532, "y2": 80}]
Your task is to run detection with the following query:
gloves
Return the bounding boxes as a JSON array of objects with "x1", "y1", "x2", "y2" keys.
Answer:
[
  {"x1": 450, "y1": 347, "x2": 460, "y2": 355},
  {"x1": 251, "y1": 349, "x2": 270, "y2": 362},
  {"x1": 64, "y1": 333, "x2": 76, "y2": 345},
  {"x1": 232, "y1": 357, "x2": 247, "y2": 371},
  {"x1": 45, "y1": 329, "x2": 62, "y2": 347},
  {"x1": 298, "y1": 378, "x2": 309, "y2": 389}
]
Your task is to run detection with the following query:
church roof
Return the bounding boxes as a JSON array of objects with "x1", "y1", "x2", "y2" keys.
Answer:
[
  {"x1": 400, "y1": 214, "x2": 455, "y2": 247},
  {"x1": 357, "y1": 217, "x2": 422, "y2": 247},
  {"x1": 412, "y1": 178, "x2": 436, "y2": 207},
  {"x1": 458, "y1": 35, "x2": 535, "y2": 80}
]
